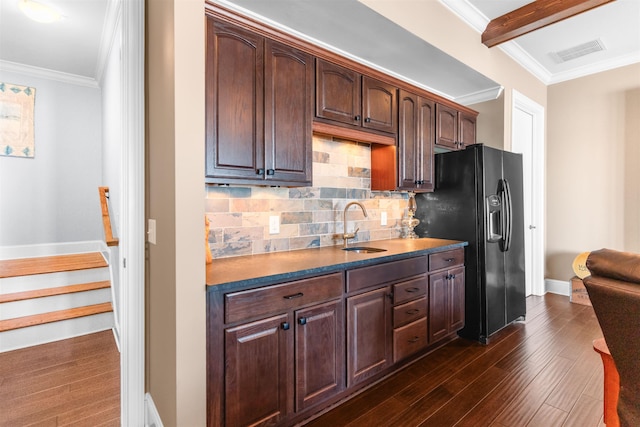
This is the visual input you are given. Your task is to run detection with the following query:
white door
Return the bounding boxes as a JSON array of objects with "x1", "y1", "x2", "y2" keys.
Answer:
[{"x1": 511, "y1": 91, "x2": 545, "y2": 296}]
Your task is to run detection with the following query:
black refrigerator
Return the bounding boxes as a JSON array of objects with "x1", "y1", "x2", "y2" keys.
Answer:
[{"x1": 414, "y1": 144, "x2": 526, "y2": 344}]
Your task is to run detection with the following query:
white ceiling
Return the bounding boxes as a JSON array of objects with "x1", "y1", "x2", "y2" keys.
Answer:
[
  {"x1": 0, "y1": 0, "x2": 111, "y2": 85},
  {"x1": 1, "y1": 0, "x2": 638, "y2": 100},
  {"x1": 442, "y1": 0, "x2": 640, "y2": 85}
]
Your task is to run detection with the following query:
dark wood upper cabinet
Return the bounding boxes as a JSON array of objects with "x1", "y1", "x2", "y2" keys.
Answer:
[
  {"x1": 435, "y1": 103, "x2": 477, "y2": 151},
  {"x1": 264, "y1": 40, "x2": 314, "y2": 184},
  {"x1": 397, "y1": 90, "x2": 435, "y2": 192},
  {"x1": 435, "y1": 103, "x2": 459, "y2": 150},
  {"x1": 361, "y1": 76, "x2": 397, "y2": 133},
  {"x1": 205, "y1": 17, "x2": 312, "y2": 186},
  {"x1": 315, "y1": 60, "x2": 361, "y2": 127},
  {"x1": 458, "y1": 111, "x2": 477, "y2": 149},
  {"x1": 316, "y1": 59, "x2": 397, "y2": 135}
]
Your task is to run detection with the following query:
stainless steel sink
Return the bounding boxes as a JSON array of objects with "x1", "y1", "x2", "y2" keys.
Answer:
[{"x1": 342, "y1": 247, "x2": 387, "y2": 253}]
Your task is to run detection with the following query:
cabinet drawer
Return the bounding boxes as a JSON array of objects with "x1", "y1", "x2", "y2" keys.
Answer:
[
  {"x1": 347, "y1": 256, "x2": 427, "y2": 293},
  {"x1": 225, "y1": 273, "x2": 343, "y2": 324},
  {"x1": 393, "y1": 275, "x2": 427, "y2": 305},
  {"x1": 393, "y1": 296, "x2": 427, "y2": 328},
  {"x1": 429, "y1": 248, "x2": 464, "y2": 271},
  {"x1": 393, "y1": 318, "x2": 428, "y2": 362}
]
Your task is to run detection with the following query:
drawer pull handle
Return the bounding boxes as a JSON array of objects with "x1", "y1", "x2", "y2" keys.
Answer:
[
  {"x1": 406, "y1": 309, "x2": 420, "y2": 315},
  {"x1": 445, "y1": 258, "x2": 455, "y2": 262},
  {"x1": 284, "y1": 292, "x2": 304, "y2": 300},
  {"x1": 281, "y1": 322, "x2": 290, "y2": 330},
  {"x1": 298, "y1": 317, "x2": 307, "y2": 326},
  {"x1": 405, "y1": 287, "x2": 420, "y2": 293},
  {"x1": 408, "y1": 336, "x2": 420, "y2": 343}
]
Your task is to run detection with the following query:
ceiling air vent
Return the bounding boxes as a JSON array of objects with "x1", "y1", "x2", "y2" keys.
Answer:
[{"x1": 550, "y1": 39, "x2": 606, "y2": 63}]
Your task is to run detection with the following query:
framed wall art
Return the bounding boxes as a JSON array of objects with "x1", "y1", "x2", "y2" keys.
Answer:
[{"x1": 0, "y1": 82, "x2": 36, "y2": 158}]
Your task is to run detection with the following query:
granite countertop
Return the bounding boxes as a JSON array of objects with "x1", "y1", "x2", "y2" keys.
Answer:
[{"x1": 206, "y1": 237, "x2": 467, "y2": 291}]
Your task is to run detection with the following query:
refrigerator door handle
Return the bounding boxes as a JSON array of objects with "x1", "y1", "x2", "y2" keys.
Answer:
[{"x1": 503, "y1": 179, "x2": 513, "y2": 252}]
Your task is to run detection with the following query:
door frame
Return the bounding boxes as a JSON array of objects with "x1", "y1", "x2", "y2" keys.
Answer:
[
  {"x1": 121, "y1": 0, "x2": 146, "y2": 424},
  {"x1": 511, "y1": 90, "x2": 545, "y2": 296}
]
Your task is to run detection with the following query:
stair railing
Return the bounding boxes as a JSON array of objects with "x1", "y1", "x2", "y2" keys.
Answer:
[{"x1": 98, "y1": 186, "x2": 121, "y2": 348}]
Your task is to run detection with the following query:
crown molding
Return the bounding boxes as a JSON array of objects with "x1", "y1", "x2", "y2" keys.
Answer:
[
  {"x1": 455, "y1": 85, "x2": 504, "y2": 106},
  {"x1": 0, "y1": 60, "x2": 99, "y2": 88},
  {"x1": 95, "y1": 0, "x2": 122, "y2": 85}
]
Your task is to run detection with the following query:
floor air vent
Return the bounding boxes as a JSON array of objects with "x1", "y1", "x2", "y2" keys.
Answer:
[{"x1": 550, "y1": 39, "x2": 605, "y2": 63}]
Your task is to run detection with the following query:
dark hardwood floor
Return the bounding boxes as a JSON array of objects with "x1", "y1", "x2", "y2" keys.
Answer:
[
  {"x1": 305, "y1": 293, "x2": 606, "y2": 427},
  {"x1": 0, "y1": 295, "x2": 604, "y2": 427},
  {"x1": 0, "y1": 330, "x2": 120, "y2": 427}
]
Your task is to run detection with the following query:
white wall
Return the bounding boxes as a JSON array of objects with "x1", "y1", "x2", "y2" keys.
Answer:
[
  {"x1": 101, "y1": 25, "x2": 123, "y2": 240},
  {"x1": 0, "y1": 70, "x2": 103, "y2": 246}
]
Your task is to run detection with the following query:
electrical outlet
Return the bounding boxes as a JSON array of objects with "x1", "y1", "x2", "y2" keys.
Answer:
[
  {"x1": 269, "y1": 215, "x2": 280, "y2": 234},
  {"x1": 381, "y1": 211, "x2": 387, "y2": 226},
  {"x1": 148, "y1": 219, "x2": 157, "y2": 244}
]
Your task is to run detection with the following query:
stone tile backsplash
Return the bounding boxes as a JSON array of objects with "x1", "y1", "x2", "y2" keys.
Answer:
[{"x1": 205, "y1": 135, "x2": 410, "y2": 259}]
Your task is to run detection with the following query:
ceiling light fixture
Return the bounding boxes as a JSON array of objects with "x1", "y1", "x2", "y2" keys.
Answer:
[{"x1": 18, "y1": 0, "x2": 62, "y2": 23}]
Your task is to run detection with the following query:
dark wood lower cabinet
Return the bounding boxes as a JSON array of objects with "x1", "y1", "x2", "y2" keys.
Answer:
[
  {"x1": 211, "y1": 250, "x2": 466, "y2": 426},
  {"x1": 295, "y1": 300, "x2": 344, "y2": 411},
  {"x1": 428, "y1": 265, "x2": 465, "y2": 343},
  {"x1": 346, "y1": 286, "x2": 392, "y2": 387},
  {"x1": 225, "y1": 314, "x2": 292, "y2": 427}
]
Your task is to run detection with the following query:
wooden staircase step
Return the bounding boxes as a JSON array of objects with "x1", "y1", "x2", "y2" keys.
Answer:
[
  {"x1": 0, "y1": 253, "x2": 107, "y2": 279},
  {"x1": 0, "y1": 281, "x2": 111, "y2": 304},
  {"x1": 0, "y1": 302, "x2": 113, "y2": 332}
]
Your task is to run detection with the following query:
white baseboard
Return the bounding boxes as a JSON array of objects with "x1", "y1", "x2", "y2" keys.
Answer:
[
  {"x1": 545, "y1": 279, "x2": 570, "y2": 296},
  {"x1": 145, "y1": 393, "x2": 164, "y2": 427}
]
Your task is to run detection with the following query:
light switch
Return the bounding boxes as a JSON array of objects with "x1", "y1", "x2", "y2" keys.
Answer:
[
  {"x1": 381, "y1": 211, "x2": 387, "y2": 226},
  {"x1": 148, "y1": 219, "x2": 156, "y2": 244}
]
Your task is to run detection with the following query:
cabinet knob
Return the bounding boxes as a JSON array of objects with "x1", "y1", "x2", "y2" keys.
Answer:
[
  {"x1": 256, "y1": 168, "x2": 265, "y2": 175},
  {"x1": 354, "y1": 115, "x2": 361, "y2": 121},
  {"x1": 364, "y1": 117, "x2": 371, "y2": 123},
  {"x1": 298, "y1": 317, "x2": 307, "y2": 326},
  {"x1": 281, "y1": 322, "x2": 290, "y2": 330}
]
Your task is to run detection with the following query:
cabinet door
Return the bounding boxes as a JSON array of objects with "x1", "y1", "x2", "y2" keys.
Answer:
[
  {"x1": 264, "y1": 40, "x2": 313, "y2": 185},
  {"x1": 397, "y1": 90, "x2": 419, "y2": 189},
  {"x1": 417, "y1": 96, "x2": 435, "y2": 191},
  {"x1": 315, "y1": 60, "x2": 361, "y2": 126},
  {"x1": 428, "y1": 271, "x2": 449, "y2": 343},
  {"x1": 362, "y1": 76, "x2": 397, "y2": 134},
  {"x1": 206, "y1": 18, "x2": 264, "y2": 182},
  {"x1": 295, "y1": 300, "x2": 344, "y2": 411},
  {"x1": 225, "y1": 314, "x2": 292, "y2": 427},
  {"x1": 398, "y1": 91, "x2": 435, "y2": 191},
  {"x1": 448, "y1": 266, "x2": 465, "y2": 332},
  {"x1": 347, "y1": 287, "x2": 392, "y2": 387},
  {"x1": 458, "y1": 112, "x2": 477, "y2": 150},
  {"x1": 435, "y1": 103, "x2": 458, "y2": 150}
]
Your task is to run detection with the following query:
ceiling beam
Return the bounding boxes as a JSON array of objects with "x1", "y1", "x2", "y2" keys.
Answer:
[{"x1": 482, "y1": 0, "x2": 616, "y2": 48}]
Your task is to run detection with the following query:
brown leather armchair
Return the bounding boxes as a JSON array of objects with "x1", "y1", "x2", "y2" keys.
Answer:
[{"x1": 583, "y1": 248, "x2": 640, "y2": 427}]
